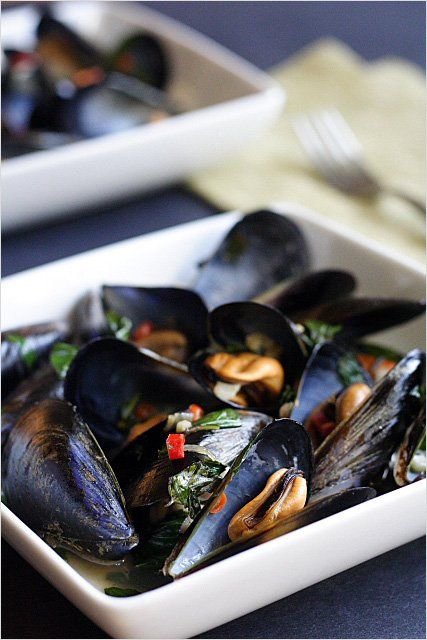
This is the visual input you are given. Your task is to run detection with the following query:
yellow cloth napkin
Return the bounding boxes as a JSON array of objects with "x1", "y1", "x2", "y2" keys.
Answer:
[{"x1": 187, "y1": 39, "x2": 426, "y2": 265}]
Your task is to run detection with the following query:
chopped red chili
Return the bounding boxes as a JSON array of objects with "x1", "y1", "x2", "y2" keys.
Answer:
[
  {"x1": 188, "y1": 404, "x2": 204, "y2": 421},
  {"x1": 166, "y1": 433, "x2": 185, "y2": 460},
  {"x1": 134, "y1": 401, "x2": 156, "y2": 421},
  {"x1": 132, "y1": 321, "x2": 154, "y2": 341},
  {"x1": 209, "y1": 492, "x2": 228, "y2": 514}
]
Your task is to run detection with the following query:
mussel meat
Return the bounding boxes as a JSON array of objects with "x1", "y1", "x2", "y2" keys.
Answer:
[
  {"x1": 189, "y1": 302, "x2": 306, "y2": 412},
  {"x1": 165, "y1": 419, "x2": 313, "y2": 578}
]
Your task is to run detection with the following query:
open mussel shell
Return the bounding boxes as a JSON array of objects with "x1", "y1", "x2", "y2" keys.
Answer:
[
  {"x1": 1, "y1": 51, "x2": 56, "y2": 136},
  {"x1": 167, "y1": 486, "x2": 375, "y2": 578},
  {"x1": 1, "y1": 364, "x2": 64, "y2": 446},
  {"x1": 64, "y1": 337, "x2": 215, "y2": 453},
  {"x1": 1, "y1": 320, "x2": 69, "y2": 399},
  {"x1": 53, "y1": 77, "x2": 168, "y2": 138},
  {"x1": 193, "y1": 210, "x2": 311, "y2": 309},
  {"x1": 254, "y1": 269, "x2": 356, "y2": 319},
  {"x1": 312, "y1": 349, "x2": 425, "y2": 495},
  {"x1": 36, "y1": 13, "x2": 104, "y2": 85},
  {"x1": 291, "y1": 341, "x2": 371, "y2": 426},
  {"x1": 303, "y1": 297, "x2": 425, "y2": 339},
  {"x1": 109, "y1": 32, "x2": 169, "y2": 89},
  {"x1": 165, "y1": 419, "x2": 313, "y2": 578},
  {"x1": 113, "y1": 410, "x2": 271, "y2": 510},
  {"x1": 2, "y1": 398, "x2": 138, "y2": 562},
  {"x1": 189, "y1": 302, "x2": 306, "y2": 411},
  {"x1": 68, "y1": 289, "x2": 110, "y2": 343},
  {"x1": 102, "y1": 285, "x2": 209, "y2": 362},
  {"x1": 393, "y1": 405, "x2": 426, "y2": 487}
]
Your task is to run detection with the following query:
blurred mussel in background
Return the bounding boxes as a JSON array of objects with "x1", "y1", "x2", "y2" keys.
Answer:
[{"x1": 1, "y1": 8, "x2": 175, "y2": 158}]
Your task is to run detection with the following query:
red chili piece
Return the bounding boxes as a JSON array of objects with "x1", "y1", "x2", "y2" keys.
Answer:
[
  {"x1": 132, "y1": 321, "x2": 154, "y2": 341},
  {"x1": 166, "y1": 433, "x2": 185, "y2": 460},
  {"x1": 188, "y1": 404, "x2": 204, "y2": 421}
]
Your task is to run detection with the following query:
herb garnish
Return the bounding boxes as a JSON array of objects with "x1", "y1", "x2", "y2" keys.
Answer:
[
  {"x1": 106, "y1": 310, "x2": 132, "y2": 340},
  {"x1": 189, "y1": 408, "x2": 242, "y2": 432},
  {"x1": 168, "y1": 459, "x2": 227, "y2": 519},
  {"x1": 134, "y1": 514, "x2": 186, "y2": 571},
  {"x1": 337, "y1": 353, "x2": 366, "y2": 386},
  {"x1": 279, "y1": 384, "x2": 296, "y2": 405},
  {"x1": 301, "y1": 320, "x2": 342, "y2": 350},
  {"x1": 50, "y1": 343, "x2": 78, "y2": 378},
  {"x1": 7, "y1": 334, "x2": 38, "y2": 369}
]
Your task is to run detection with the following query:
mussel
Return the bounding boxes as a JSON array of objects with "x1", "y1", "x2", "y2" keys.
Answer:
[
  {"x1": 312, "y1": 349, "x2": 425, "y2": 495},
  {"x1": 2, "y1": 398, "x2": 138, "y2": 562},
  {"x1": 254, "y1": 269, "x2": 356, "y2": 318},
  {"x1": 36, "y1": 13, "x2": 104, "y2": 87},
  {"x1": 301, "y1": 297, "x2": 425, "y2": 339},
  {"x1": 102, "y1": 285, "x2": 209, "y2": 364},
  {"x1": 193, "y1": 210, "x2": 311, "y2": 309},
  {"x1": 1, "y1": 363, "x2": 64, "y2": 446},
  {"x1": 290, "y1": 341, "x2": 372, "y2": 446},
  {"x1": 2, "y1": 320, "x2": 69, "y2": 399},
  {"x1": 112, "y1": 409, "x2": 271, "y2": 511},
  {"x1": 165, "y1": 419, "x2": 313, "y2": 578},
  {"x1": 166, "y1": 487, "x2": 376, "y2": 577},
  {"x1": 109, "y1": 32, "x2": 169, "y2": 89},
  {"x1": 393, "y1": 405, "x2": 426, "y2": 487},
  {"x1": 189, "y1": 302, "x2": 306, "y2": 412},
  {"x1": 64, "y1": 337, "x2": 216, "y2": 452}
]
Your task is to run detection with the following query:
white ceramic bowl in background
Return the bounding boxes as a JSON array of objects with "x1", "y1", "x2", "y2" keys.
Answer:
[
  {"x1": 1, "y1": 204, "x2": 425, "y2": 639},
  {"x1": 1, "y1": 1, "x2": 284, "y2": 231}
]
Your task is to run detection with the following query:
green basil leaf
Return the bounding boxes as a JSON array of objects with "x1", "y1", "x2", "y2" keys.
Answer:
[
  {"x1": 105, "y1": 310, "x2": 132, "y2": 340},
  {"x1": 168, "y1": 459, "x2": 227, "y2": 519},
  {"x1": 337, "y1": 353, "x2": 366, "y2": 386},
  {"x1": 279, "y1": 384, "x2": 296, "y2": 405},
  {"x1": 191, "y1": 408, "x2": 242, "y2": 431},
  {"x1": 134, "y1": 514, "x2": 185, "y2": 571},
  {"x1": 7, "y1": 334, "x2": 38, "y2": 369},
  {"x1": 301, "y1": 320, "x2": 342, "y2": 350},
  {"x1": 104, "y1": 587, "x2": 141, "y2": 597},
  {"x1": 49, "y1": 343, "x2": 78, "y2": 379}
]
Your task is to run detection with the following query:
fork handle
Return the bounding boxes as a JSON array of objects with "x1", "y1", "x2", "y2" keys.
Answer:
[{"x1": 386, "y1": 188, "x2": 425, "y2": 214}]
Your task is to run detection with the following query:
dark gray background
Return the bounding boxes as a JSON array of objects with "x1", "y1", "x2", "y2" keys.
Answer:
[{"x1": 2, "y1": 2, "x2": 426, "y2": 639}]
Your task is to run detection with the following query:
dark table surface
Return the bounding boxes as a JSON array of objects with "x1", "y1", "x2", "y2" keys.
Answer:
[{"x1": 2, "y1": 2, "x2": 426, "y2": 639}]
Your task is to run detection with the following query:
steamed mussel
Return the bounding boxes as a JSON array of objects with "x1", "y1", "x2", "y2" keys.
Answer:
[
  {"x1": 2, "y1": 399, "x2": 138, "y2": 562},
  {"x1": 189, "y1": 301, "x2": 306, "y2": 411},
  {"x1": 2, "y1": 9, "x2": 174, "y2": 158},
  {"x1": 2, "y1": 209, "x2": 425, "y2": 597}
]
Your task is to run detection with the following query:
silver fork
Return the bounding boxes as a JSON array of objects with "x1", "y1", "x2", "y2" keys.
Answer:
[{"x1": 293, "y1": 109, "x2": 425, "y2": 213}]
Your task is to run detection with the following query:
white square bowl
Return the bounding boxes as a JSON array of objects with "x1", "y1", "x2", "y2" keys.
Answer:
[
  {"x1": 1, "y1": 203, "x2": 425, "y2": 639},
  {"x1": 1, "y1": 2, "x2": 284, "y2": 231}
]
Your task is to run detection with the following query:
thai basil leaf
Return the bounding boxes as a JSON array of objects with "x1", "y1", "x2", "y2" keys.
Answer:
[
  {"x1": 279, "y1": 384, "x2": 296, "y2": 405},
  {"x1": 50, "y1": 343, "x2": 78, "y2": 379},
  {"x1": 7, "y1": 334, "x2": 38, "y2": 369},
  {"x1": 168, "y1": 459, "x2": 227, "y2": 519},
  {"x1": 134, "y1": 514, "x2": 185, "y2": 571},
  {"x1": 302, "y1": 320, "x2": 342, "y2": 349},
  {"x1": 337, "y1": 353, "x2": 367, "y2": 386},
  {"x1": 106, "y1": 310, "x2": 132, "y2": 341},
  {"x1": 190, "y1": 408, "x2": 242, "y2": 432}
]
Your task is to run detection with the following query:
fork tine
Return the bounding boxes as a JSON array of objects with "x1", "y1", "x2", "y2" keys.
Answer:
[
  {"x1": 293, "y1": 115, "x2": 353, "y2": 191},
  {"x1": 314, "y1": 111, "x2": 379, "y2": 193},
  {"x1": 321, "y1": 109, "x2": 364, "y2": 160}
]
